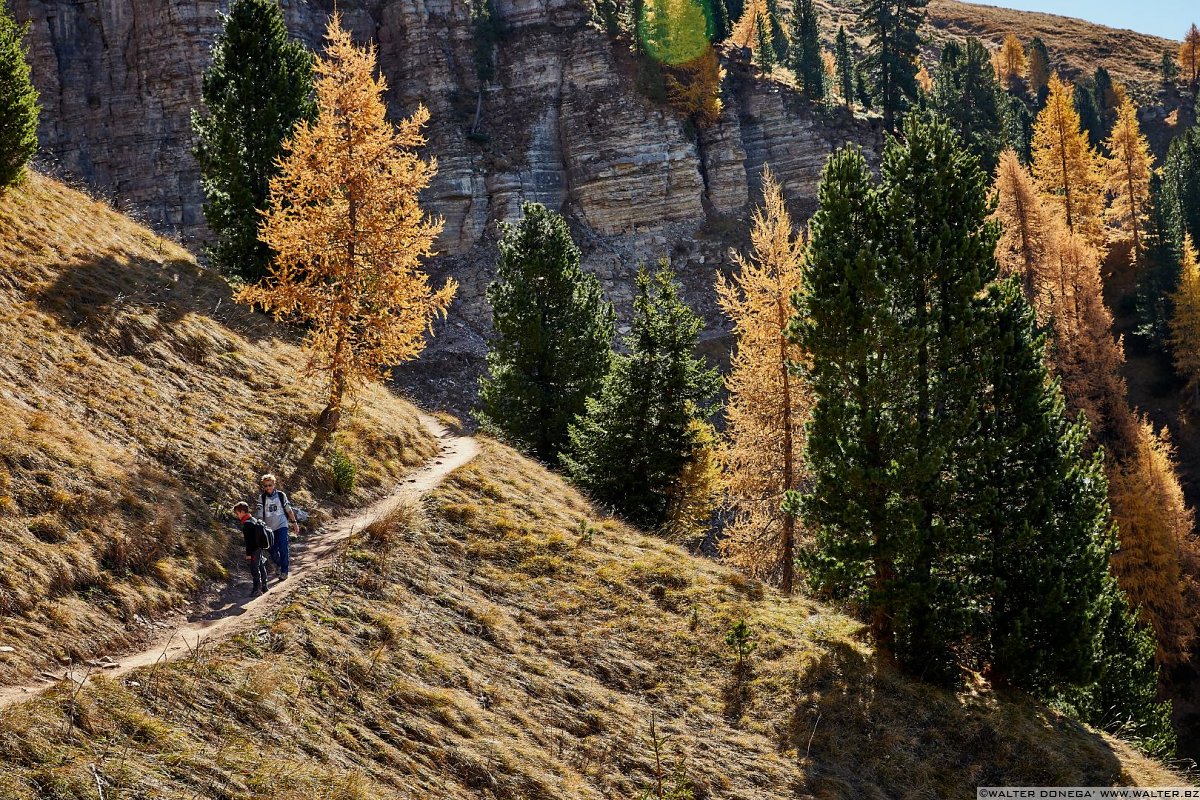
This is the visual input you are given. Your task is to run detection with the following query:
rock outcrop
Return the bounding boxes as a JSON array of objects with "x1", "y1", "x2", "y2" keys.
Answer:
[{"x1": 12, "y1": 0, "x2": 882, "y2": 412}]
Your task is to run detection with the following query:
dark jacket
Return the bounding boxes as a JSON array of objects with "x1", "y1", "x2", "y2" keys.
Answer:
[{"x1": 241, "y1": 516, "x2": 271, "y2": 554}]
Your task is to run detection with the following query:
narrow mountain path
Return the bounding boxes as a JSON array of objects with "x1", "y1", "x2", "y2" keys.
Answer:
[{"x1": 0, "y1": 412, "x2": 479, "y2": 710}]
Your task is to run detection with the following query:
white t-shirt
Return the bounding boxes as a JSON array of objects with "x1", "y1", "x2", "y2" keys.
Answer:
[{"x1": 256, "y1": 490, "x2": 291, "y2": 532}]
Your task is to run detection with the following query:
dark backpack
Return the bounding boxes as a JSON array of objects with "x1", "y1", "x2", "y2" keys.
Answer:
[{"x1": 246, "y1": 516, "x2": 274, "y2": 550}]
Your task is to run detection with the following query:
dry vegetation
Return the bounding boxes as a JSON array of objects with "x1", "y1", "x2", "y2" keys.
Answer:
[
  {"x1": 0, "y1": 173, "x2": 437, "y2": 685},
  {"x1": 0, "y1": 439, "x2": 1189, "y2": 798}
]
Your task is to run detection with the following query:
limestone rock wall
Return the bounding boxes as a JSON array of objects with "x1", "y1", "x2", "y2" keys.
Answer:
[{"x1": 12, "y1": 0, "x2": 882, "y2": 412}]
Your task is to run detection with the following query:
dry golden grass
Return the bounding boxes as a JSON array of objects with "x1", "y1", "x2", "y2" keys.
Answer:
[
  {"x1": 0, "y1": 438, "x2": 1189, "y2": 798},
  {"x1": 0, "y1": 173, "x2": 437, "y2": 684}
]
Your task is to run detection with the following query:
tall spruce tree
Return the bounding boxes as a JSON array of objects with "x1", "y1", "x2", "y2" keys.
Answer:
[
  {"x1": 789, "y1": 0, "x2": 824, "y2": 100},
  {"x1": 930, "y1": 37, "x2": 1006, "y2": 174},
  {"x1": 858, "y1": 0, "x2": 928, "y2": 132},
  {"x1": 835, "y1": 26, "x2": 854, "y2": 107},
  {"x1": 753, "y1": 12, "x2": 776, "y2": 73},
  {"x1": 974, "y1": 278, "x2": 1116, "y2": 694},
  {"x1": 1072, "y1": 81, "x2": 1103, "y2": 149},
  {"x1": 192, "y1": 0, "x2": 315, "y2": 280},
  {"x1": 872, "y1": 114, "x2": 1002, "y2": 680},
  {"x1": 564, "y1": 266, "x2": 719, "y2": 529},
  {"x1": 763, "y1": 0, "x2": 788, "y2": 63},
  {"x1": 1135, "y1": 173, "x2": 1183, "y2": 350},
  {"x1": 476, "y1": 202, "x2": 615, "y2": 463},
  {"x1": 787, "y1": 145, "x2": 898, "y2": 654},
  {"x1": 0, "y1": 3, "x2": 38, "y2": 188},
  {"x1": 1162, "y1": 123, "x2": 1200, "y2": 247}
]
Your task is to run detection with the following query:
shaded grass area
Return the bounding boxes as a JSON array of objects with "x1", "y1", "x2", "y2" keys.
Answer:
[
  {"x1": 0, "y1": 440, "x2": 1188, "y2": 798},
  {"x1": 0, "y1": 174, "x2": 437, "y2": 683}
]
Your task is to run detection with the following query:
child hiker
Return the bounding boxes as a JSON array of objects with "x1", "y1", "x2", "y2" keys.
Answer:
[
  {"x1": 233, "y1": 501, "x2": 272, "y2": 596},
  {"x1": 255, "y1": 473, "x2": 298, "y2": 581}
]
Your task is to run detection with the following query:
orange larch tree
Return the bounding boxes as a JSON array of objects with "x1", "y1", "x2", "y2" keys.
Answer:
[
  {"x1": 717, "y1": 167, "x2": 811, "y2": 594},
  {"x1": 995, "y1": 33, "x2": 1026, "y2": 83},
  {"x1": 1103, "y1": 93, "x2": 1153, "y2": 260},
  {"x1": 992, "y1": 150, "x2": 1054, "y2": 315},
  {"x1": 1180, "y1": 23, "x2": 1200, "y2": 86},
  {"x1": 240, "y1": 13, "x2": 456, "y2": 431},
  {"x1": 1031, "y1": 73, "x2": 1105, "y2": 247},
  {"x1": 1170, "y1": 235, "x2": 1200, "y2": 403},
  {"x1": 1107, "y1": 419, "x2": 1198, "y2": 666}
]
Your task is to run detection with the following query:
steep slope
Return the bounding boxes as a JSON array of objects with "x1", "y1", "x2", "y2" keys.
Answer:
[
  {"x1": 0, "y1": 173, "x2": 438, "y2": 686},
  {"x1": 0, "y1": 438, "x2": 1189, "y2": 798}
]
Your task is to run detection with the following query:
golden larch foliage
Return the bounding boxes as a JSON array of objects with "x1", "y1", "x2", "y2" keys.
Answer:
[
  {"x1": 821, "y1": 50, "x2": 837, "y2": 78},
  {"x1": 1031, "y1": 73, "x2": 1105, "y2": 247},
  {"x1": 996, "y1": 33, "x2": 1027, "y2": 82},
  {"x1": 240, "y1": 14, "x2": 456, "y2": 430},
  {"x1": 717, "y1": 168, "x2": 810, "y2": 594},
  {"x1": 915, "y1": 62, "x2": 933, "y2": 93},
  {"x1": 993, "y1": 150, "x2": 1054, "y2": 315},
  {"x1": 992, "y1": 151, "x2": 1129, "y2": 442},
  {"x1": 666, "y1": 46, "x2": 725, "y2": 127},
  {"x1": 1169, "y1": 235, "x2": 1200, "y2": 402},
  {"x1": 664, "y1": 419, "x2": 723, "y2": 545},
  {"x1": 1180, "y1": 23, "x2": 1200, "y2": 85},
  {"x1": 731, "y1": 0, "x2": 763, "y2": 50},
  {"x1": 1103, "y1": 94, "x2": 1153, "y2": 260},
  {"x1": 1107, "y1": 419, "x2": 1198, "y2": 666}
]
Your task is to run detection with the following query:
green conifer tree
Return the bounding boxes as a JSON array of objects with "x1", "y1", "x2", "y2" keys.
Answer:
[
  {"x1": 789, "y1": 0, "x2": 825, "y2": 100},
  {"x1": 476, "y1": 202, "x2": 615, "y2": 463},
  {"x1": 708, "y1": 0, "x2": 731, "y2": 41},
  {"x1": 0, "y1": 4, "x2": 39, "y2": 188},
  {"x1": 1135, "y1": 173, "x2": 1183, "y2": 352},
  {"x1": 192, "y1": 0, "x2": 315, "y2": 280},
  {"x1": 786, "y1": 145, "x2": 898, "y2": 653},
  {"x1": 835, "y1": 26, "x2": 854, "y2": 107},
  {"x1": 1162, "y1": 123, "x2": 1200, "y2": 247},
  {"x1": 859, "y1": 0, "x2": 928, "y2": 132},
  {"x1": 754, "y1": 13, "x2": 776, "y2": 73},
  {"x1": 930, "y1": 37, "x2": 1006, "y2": 174},
  {"x1": 763, "y1": 0, "x2": 788, "y2": 63},
  {"x1": 856, "y1": 67, "x2": 873, "y2": 110},
  {"x1": 974, "y1": 278, "x2": 1115, "y2": 694},
  {"x1": 1093, "y1": 65, "x2": 1116, "y2": 137},
  {"x1": 1073, "y1": 82, "x2": 1103, "y2": 150},
  {"x1": 564, "y1": 266, "x2": 720, "y2": 529}
]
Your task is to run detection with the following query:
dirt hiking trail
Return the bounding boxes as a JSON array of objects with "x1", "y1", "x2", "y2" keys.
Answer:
[{"x1": 0, "y1": 413, "x2": 478, "y2": 710}]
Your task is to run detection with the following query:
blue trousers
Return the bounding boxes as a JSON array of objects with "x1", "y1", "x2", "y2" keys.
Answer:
[{"x1": 270, "y1": 527, "x2": 290, "y2": 576}]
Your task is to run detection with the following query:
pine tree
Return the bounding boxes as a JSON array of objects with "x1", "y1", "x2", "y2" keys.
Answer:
[
  {"x1": 1162, "y1": 124, "x2": 1200, "y2": 247},
  {"x1": 476, "y1": 202, "x2": 615, "y2": 463},
  {"x1": 788, "y1": 144, "x2": 896, "y2": 652},
  {"x1": 1072, "y1": 82, "x2": 1102, "y2": 150},
  {"x1": 872, "y1": 114, "x2": 1002, "y2": 680},
  {"x1": 835, "y1": 26, "x2": 855, "y2": 107},
  {"x1": 0, "y1": 4, "x2": 38, "y2": 189},
  {"x1": 1169, "y1": 235, "x2": 1200, "y2": 400},
  {"x1": 855, "y1": 68, "x2": 873, "y2": 110},
  {"x1": 788, "y1": 0, "x2": 824, "y2": 100},
  {"x1": 1103, "y1": 94, "x2": 1153, "y2": 261},
  {"x1": 564, "y1": 266, "x2": 720, "y2": 529},
  {"x1": 1180, "y1": 23, "x2": 1200, "y2": 88},
  {"x1": 995, "y1": 33, "x2": 1026, "y2": 85},
  {"x1": 931, "y1": 37, "x2": 1006, "y2": 174},
  {"x1": 858, "y1": 0, "x2": 928, "y2": 132},
  {"x1": 753, "y1": 10, "x2": 775, "y2": 73},
  {"x1": 239, "y1": 14, "x2": 456, "y2": 432},
  {"x1": 974, "y1": 278, "x2": 1115, "y2": 695},
  {"x1": 763, "y1": 0, "x2": 788, "y2": 64},
  {"x1": 1092, "y1": 67, "x2": 1117, "y2": 138},
  {"x1": 1025, "y1": 37, "x2": 1050, "y2": 102},
  {"x1": 1161, "y1": 51, "x2": 1180, "y2": 87},
  {"x1": 192, "y1": 0, "x2": 315, "y2": 281},
  {"x1": 710, "y1": 0, "x2": 731, "y2": 41},
  {"x1": 718, "y1": 168, "x2": 810, "y2": 594},
  {"x1": 1135, "y1": 173, "x2": 1184, "y2": 349},
  {"x1": 1031, "y1": 74, "x2": 1105, "y2": 246}
]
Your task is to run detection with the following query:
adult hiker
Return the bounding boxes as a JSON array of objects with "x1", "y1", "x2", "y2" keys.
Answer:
[
  {"x1": 233, "y1": 501, "x2": 272, "y2": 596},
  {"x1": 255, "y1": 473, "x2": 298, "y2": 581}
]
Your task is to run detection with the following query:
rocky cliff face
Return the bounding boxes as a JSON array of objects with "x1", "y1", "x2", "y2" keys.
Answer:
[{"x1": 12, "y1": 0, "x2": 881, "y2": 412}]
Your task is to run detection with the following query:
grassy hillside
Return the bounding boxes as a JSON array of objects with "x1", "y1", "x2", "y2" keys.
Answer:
[
  {"x1": 0, "y1": 174, "x2": 437, "y2": 686},
  {"x1": 0, "y1": 438, "x2": 1189, "y2": 798}
]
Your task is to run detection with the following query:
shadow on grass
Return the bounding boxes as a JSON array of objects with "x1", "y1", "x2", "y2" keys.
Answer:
[
  {"x1": 34, "y1": 249, "x2": 277, "y2": 353},
  {"x1": 789, "y1": 639, "x2": 1129, "y2": 797}
]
